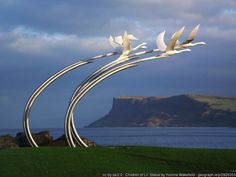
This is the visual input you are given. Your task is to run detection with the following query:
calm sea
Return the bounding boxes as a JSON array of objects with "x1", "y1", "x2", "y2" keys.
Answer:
[{"x1": 1, "y1": 127, "x2": 236, "y2": 149}]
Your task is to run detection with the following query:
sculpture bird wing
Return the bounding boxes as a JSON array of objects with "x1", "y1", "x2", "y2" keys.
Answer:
[
  {"x1": 122, "y1": 31, "x2": 131, "y2": 53},
  {"x1": 181, "y1": 24, "x2": 200, "y2": 45},
  {"x1": 128, "y1": 34, "x2": 138, "y2": 40},
  {"x1": 109, "y1": 35, "x2": 119, "y2": 49},
  {"x1": 156, "y1": 31, "x2": 167, "y2": 52},
  {"x1": 166, "y1": 26, "x2": 185, "y2": 52},
  {"x1": 115, "y1": 35, "x2": 123, "y2": 46},
  {"x1": 171, "y1": 32, "x2": 181, "y2": 45}
]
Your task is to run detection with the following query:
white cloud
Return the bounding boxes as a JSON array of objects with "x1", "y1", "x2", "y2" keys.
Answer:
[
  {"x1": 3, "y1": 26, "x2": 111, "y2": 56},
  {"x1": 1, "y1": 0, "x2": 236, "y2": 56}
]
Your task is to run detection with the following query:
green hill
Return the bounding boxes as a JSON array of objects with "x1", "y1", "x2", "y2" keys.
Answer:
[{"x1": 190, "y1": 95, "x2": 236, "y2": 112}]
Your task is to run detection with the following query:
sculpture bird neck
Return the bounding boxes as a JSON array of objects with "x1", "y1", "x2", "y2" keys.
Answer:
[
  {"x1": 192, "y1": 41, "x2": 206, "y2": 46},
  {"x1": 176, "y1": 48, "x2": 191, "y2": 53}
]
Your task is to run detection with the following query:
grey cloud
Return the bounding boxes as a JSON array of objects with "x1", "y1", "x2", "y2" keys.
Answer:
[
  {"x1": 0, "y1": 0, "x2": 235, "y2": 36},
  {"x1": 0, "y1": 27, "x2": 112, "y2": 57},
  {"x1": 0, "y1": 0, "x2": 235, "y2": 46}
]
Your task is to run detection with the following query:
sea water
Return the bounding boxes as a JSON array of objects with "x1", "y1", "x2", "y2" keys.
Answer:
[{"x1": 1, "y1": 127, "x2": 236, "y2": 149}]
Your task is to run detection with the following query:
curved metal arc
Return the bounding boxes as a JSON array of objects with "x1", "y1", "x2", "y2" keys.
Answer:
[
  {"x1": 67, "y1": 54, "x2": 169, "y2": 147},
  {"x1": 70, "y1": 117, "x2": 87, "y2": 146},
  {"x1": 80, "y1": 47, "x2": 162, "y2": 91},
  {"x1": 68, "y1": 55, "x2": 137, "y2": 146},
  {"x1": 130, "y1": 55, "x2": 166, "y2": 65},
  {"x1": 68, "y1": 57, "x2": 125, "y2": 146},
  {"x1": 23, "y1": 61, "x2": 90, "y2": 147},
  {"x1": 68, "y1": 52, "x2": 163, "y2": 146},
  {"x1": 67, "y1": 48, "x2": 192, "y2": 146},
  {"x1": 74, "y1": 57, "x2": 129, "y2": 94},
  {"x1": 69, "y1": 49, "x2": 162, "y2": 127},
  {"x1": 65, "y1": 63, "x2": 138, "y2": 147},
  {"x1": 69, "y1": 55, "x2": 147, "y2": 146},
  {"x1": 79, "y1": 47, "x2": 162, "y2": 91},
  {"x1": 23, "y1": 52, "x2": 117, "y2": 147},
  {"x1": 69, "y1": 59, "x2": 126, "y2": 145}
]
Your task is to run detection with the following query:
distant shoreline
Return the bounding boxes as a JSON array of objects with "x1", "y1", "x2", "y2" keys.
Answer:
[
  {"x1": 1, "y1": 127, "x2": 236, "y2": 149},
  {"x1": 1, "y1": 126, "x2": 236, "y2": 131}
]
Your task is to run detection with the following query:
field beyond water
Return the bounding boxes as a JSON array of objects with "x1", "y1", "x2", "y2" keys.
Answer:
[{"x1": 0, "y1": 147, "x2": 235, "y2": 177}]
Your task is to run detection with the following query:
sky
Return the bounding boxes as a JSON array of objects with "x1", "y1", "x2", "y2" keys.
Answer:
[{"x1": 0, "y1": 0, "x2": 236, "y2": 129}]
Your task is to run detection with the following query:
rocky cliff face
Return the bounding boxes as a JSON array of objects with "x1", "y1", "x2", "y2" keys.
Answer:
[{"x1": 88, "y1": 95, "x2": 236, "y2": 127}]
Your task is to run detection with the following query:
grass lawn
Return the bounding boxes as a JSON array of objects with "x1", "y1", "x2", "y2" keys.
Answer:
[{"x1": 0, "y1": 146, "x2": 235, "y2": 177}]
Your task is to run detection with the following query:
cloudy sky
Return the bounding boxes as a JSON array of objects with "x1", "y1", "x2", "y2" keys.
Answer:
[{"x1": 0, "y1": 0, "x2": 236, "y2": 129}]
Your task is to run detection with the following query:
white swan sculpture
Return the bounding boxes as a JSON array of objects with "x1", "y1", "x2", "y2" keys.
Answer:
[
  {"x1": 180, "y1": 24, "x2": 206, "y2": 47},
  {"x1": 109, "y1": 31, "x2": 147, "y2": 55},
  {"x1": 171, "y1": 25, "x2": 206, "y2": 48},
  {"x1": 156, "y1": 26, "x2": 191, "y2": 56}
]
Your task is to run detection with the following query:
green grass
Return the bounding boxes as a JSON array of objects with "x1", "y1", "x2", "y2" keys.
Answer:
[
  {"x1": 0, "y1": 147, "x2": 235, "y2": 177},
  {"x1": 191, "y1": 95, "x2": 236, "y2": 112}
]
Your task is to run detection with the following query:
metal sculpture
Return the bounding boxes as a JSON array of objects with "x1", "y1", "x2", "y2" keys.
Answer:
[
  {"x1": 64, "y1": 26, "x2": 192, "y2": 147},
  {"x1": 23, "y1": 25, "x2": 205, "y2": 147},
  {"x1": 23, "y1": 53, "x2": 117, "y2": 147}
]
